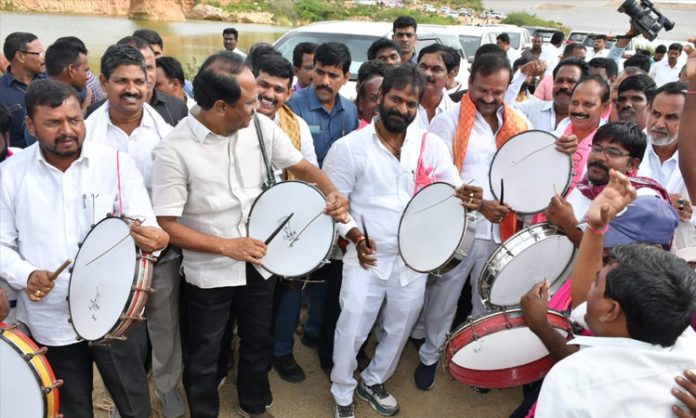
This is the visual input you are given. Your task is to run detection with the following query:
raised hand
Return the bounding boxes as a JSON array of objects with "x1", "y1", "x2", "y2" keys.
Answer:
[{"x1": 585, "y1": 169, "x2": 636, "y2": 229}]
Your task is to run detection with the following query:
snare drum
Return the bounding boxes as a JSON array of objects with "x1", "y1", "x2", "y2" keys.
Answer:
[
  {"x1": 443, "y1": 309, "x2": 571, "y2": 389},
  {"x1": 479, "y1": 223, "x2": 575, "y2": 310},
  {"x1": 398, "y1": 182, "x2": 476, "y2": 275},
  {"x1": 68, "y1": 216, "x2": 155, "y2": 343},
  {"x1": 0, "y1": 322, "x2": 62, "y2": 418},
  {"x1": 489, "y1": 130, "x2": 572, "y2": 214},
  {"x1": 247, "y1": 181, "x2": 335, "y2": 278}
]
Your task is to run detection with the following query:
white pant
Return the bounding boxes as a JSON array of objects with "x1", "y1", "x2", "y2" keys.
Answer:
[
  {"x1": 331, "y1": 265, "x2": 426, "y2": 406},
  {"x1": 414, "y1": 238, "x2": 498, "y2": 366}
]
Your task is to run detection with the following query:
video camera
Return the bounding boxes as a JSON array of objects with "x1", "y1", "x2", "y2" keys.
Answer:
[{"x1": 618, "y1": 0, "x2": 674, "y2": 41}]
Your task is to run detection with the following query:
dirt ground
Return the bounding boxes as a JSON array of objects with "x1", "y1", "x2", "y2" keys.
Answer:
[{"x1": 92, "y1": 334, "x2": 522, "y2": 418}]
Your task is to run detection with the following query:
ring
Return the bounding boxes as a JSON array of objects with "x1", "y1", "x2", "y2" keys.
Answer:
[{"x1": 34, "y1": 290, "x2": 42, "y2": 297}]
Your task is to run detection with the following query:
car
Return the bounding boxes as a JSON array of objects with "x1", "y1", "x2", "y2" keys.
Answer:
[
  {"x1": 272, "y1": 21, "x2": 470, "y2": 99},
  {"x1": 567, "y1": 30, "x2": 592, "y2": 44},
  {"x1": 449, "y1": 24, "x2": 530, "y2": 63},
  {"x1": 523, "y1": 26, "x2": 564, "y2": 44},
  {"x1": 582, "y1": 34, "x2": 636, "y2": 60}
]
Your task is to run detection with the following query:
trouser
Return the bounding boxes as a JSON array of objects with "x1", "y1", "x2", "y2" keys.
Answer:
[
  {"x1": 273, "y1": 279, "x2": 302, "y2": 357},
  {"x1": 331, "y1": 264, "x2": 426, "y2": 406},
  {"x1": 146, "y1": 254, "x2": 183, "y2": 393},
  {"x1": 317, "y1": 260, "x2": 344, "y2": 369},
  {"x1": 182, "y1": 265, "x2": 275, "y2": 417},
  {"x1": 415, "y1": 238, "x2": 498, "y2": 366},
  {"x1": 44, "y1": 322, "x2": 150, "y2": 418}
]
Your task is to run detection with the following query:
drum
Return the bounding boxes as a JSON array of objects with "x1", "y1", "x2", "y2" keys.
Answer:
[
  {"x1": 247, "y1": 181, "x2": 335, "y2": 278},
  {"x1": 479, "y1": 223, "x2": 576, "y2": 310},
  {"x1": 398, "y1": 182, "x2": 476, "y2": 275},
  {"x1": 0, "y1": 322, "x2": 62, "y2": 418},
  {"x1": 489, "y1": 130, "x2": 572, "y2": 214},
  {"x1": 68, "y1": 216, "x2": 155, "y2": 343},
  {"x1": 443, "y1": 309, "x2": 572, "y2": 389}
]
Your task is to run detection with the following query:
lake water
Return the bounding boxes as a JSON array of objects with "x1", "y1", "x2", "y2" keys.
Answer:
[{"x1": 0, "y1": 12, "x2": 289, "y2": 72}]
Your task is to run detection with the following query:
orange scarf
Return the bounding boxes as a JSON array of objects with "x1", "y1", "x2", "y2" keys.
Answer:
[
  {"x1": 277, "y1": 104, "x2": 302, "y2": 180},
  {"x1": 453, "y1": 93, "x2": 528, "y2": 241}
]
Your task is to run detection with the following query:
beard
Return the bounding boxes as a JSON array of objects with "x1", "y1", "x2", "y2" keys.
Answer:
[
  {"x1": 379, "y1": 106, "x2": 415, "y2": 134},
  {"x1": 646, "y1": 130, "x2": 677, "y2": 147}
]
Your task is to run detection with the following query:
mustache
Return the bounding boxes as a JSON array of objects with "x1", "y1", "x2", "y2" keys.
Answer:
[
  {"x1": 259, "y1": 94, "x2": 277, "y2": 106},
  {"x1": 588, "y1": 160, "x2": 609, "y2": 172},
  {"x1": 55, "y1": 134, "x2": 79, "y2": 145},
  {"x1": 120, "y1": 92, "x2": 142, "y2": 100},
  {"x1": 554, "y1": 88, "x2": 572, "y2": 97},
  {"x1": 316, "y1": 85, "x2": 333, "y2": 94},
  {"x1": 385, "y1": 108, "x2": 409, "y2": 121},
  {"x1": 571, "y1": 112, "x2": 589, "y2": 118}
]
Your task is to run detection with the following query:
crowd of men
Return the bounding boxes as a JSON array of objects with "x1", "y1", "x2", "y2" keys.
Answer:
[{"x1": 1, "y1": 14, "x2": 696, "y2": 418}]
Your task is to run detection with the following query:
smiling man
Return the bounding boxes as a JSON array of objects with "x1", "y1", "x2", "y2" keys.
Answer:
[{"x1": 413, "y1": 43, "x2": 456, "y2": 129}]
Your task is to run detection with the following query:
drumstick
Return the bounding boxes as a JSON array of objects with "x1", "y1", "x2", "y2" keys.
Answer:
[
  {"x1": 499, "y1": 178, "x2": 505, "y2": 206},
  {"x1": 265, "y1": 213, "x2": 294, "y2": 245},
  {"x1": 408, "y1": 179, "x2": 476, "y2": 217},
  {"x1": 361, "y1": 216, "x2": 372, "y2": 250},
  {"x1": 48, "y1": 259, "x2": 72, "y2": 281}
]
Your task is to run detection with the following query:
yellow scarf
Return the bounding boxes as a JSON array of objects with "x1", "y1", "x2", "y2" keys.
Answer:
[{"x1": 277, "y1": 104, "x2": 302, "y2": 180}]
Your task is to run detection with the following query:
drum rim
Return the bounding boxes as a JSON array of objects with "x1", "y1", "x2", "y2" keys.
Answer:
[
  {"x1": 68, "y1": 216, "x2": 138, "y2": 342},
  {"x1": 478, "y1": 222, "x2": 576, "y2": 309},
  {"x1": 488, "y1": 129, "x2": 573, "y2": 215},
  {"x1": 0, "y1": 324, "x2": 55, "y2": 417},
  {"x1": 246, "y1": 180, "x2": 336, "y2": 278},
  {"x1": 397, "y1": 181, "x2": 467, "y2": 273}
]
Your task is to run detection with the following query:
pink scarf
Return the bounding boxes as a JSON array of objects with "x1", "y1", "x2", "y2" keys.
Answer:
[{"x1": 414, "y1": 132, "x2": 434, "y2": 194}]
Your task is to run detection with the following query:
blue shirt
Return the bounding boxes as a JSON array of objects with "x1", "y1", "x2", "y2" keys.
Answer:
[
  {"x1": 287, "y1": 86, "x2": 358, "y2": 167},
  {"x1": 0, "y1": 69, "x2": 30, "y2": 148}
]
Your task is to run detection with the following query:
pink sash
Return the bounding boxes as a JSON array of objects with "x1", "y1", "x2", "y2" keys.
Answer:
[{"x1": 414, "y1": 132, "x2": 434, "y2": 194}]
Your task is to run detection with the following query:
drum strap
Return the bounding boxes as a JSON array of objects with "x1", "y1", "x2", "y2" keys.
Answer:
[
  {"x1": 254, "y1": 113, "x2": 276, "y2": 190},
  {"x1": 116, "y1": 150, "x2": 123, "y2": 216}
]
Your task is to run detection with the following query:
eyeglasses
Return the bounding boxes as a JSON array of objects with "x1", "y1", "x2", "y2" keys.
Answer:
[
  {"x1": 19, "y1": 50, "x2": 44, "y2": 56},
  {"x1": 590, "y1": 144, "x2": 631, "y2": 158}
]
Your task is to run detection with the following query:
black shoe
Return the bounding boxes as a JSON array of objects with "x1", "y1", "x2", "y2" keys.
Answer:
[
  {"x1": 300, "y1": 332, "x2": 319, "y2": 348},
  {"x1": 273, "y1": 354, "x2": 306, "y2": 383},
  {"x1": 414, "y1": 361, "x2": 437, "y2": 391},
  {"x1": 408, "y1": 337, "x2": 425, "y2": 350}
]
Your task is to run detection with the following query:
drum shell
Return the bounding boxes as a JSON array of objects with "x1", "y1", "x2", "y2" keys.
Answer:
[
  {"x1": 478, "y1": 222, "x2": 576, "y2": 310},
  {"x1": 0, "y1": 322, "x2": 61, "y2": 418},
  {"x1": 442, "y1": 309, "x2": 571, "y2": 389}
]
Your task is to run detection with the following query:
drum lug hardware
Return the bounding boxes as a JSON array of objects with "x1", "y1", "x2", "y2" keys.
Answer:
[
  {"x1": 502, "y1": 309, "x2": 513, "y2": 330},
  {"x1": 502, "y1": 244, "x2": 513, "y2": 257},
  {"x1": 119, "y1": 313, "x2": 145, "y2": 321},
  {"x1": 42, "y1": 379, "x2": 64, "y2": 394},
  {"x1": 132, "y1": 285, "x2": 156, "y2": 294},
  {"x1": 527, "y1": 226, "x2": 541, "y2": 241},
  {"x1": 467, "y1": 317, "x2": 479, "y2": 341},
  {"x1": 23, "y1": 346, "x2": 48, "y2": 360},
  {"x1": 320, "y1": 259, "x2": 331, "y2": 266}
]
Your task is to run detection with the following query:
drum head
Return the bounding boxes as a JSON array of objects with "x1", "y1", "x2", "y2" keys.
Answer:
[
  {"x1": 248, "y1": 181, "x2": 334, "y2": 278},
  {"x1": 0, "y1": 334, "x2": 45, "y2": 418},
  {"x1": 69, "y1": 217, "x2": 136, "y2": 341},
  {"x1": 489, "y1": 130, "x2": 571, "y2": 214},
  {"x1": 487, "y1": 231, "x2": 575, "y2": 308},
  {"x1": 398, "y1": 182, "x2": 466, "y2": 273}
]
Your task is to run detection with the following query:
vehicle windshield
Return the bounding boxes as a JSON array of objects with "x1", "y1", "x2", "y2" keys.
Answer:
[
  {"x1": 569, "y1": 33, "x2": 588, "y2": 43},
  {"x1": 505, "y1": 33, "x2": 521, "y2": 49},
  {"x1": 274, "y1": 32, "x2": 378, "y2": 81},
  {"x1": 459, "y1": 35, "x2": 481, "y2": 59}
]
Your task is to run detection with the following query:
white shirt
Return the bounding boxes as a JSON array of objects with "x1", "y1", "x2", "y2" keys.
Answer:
[
  {"x1": 539, "y1": 44, "x2": 560, "y2": 78},
  {"x1": 0, "y1": 141, "x2": 156, "y2": 346},
  {"x1": 413, "y1": 90, "x2": 454, "y2": 130},
  {"x1": 323, "y1": 120, "x2": 461, "y2": 285},
  {"x1": 231, "y1": 48, "x2": 247, "y2": 59},
  {"x1": 512, "y1": 99, "x2": 556, "y2": 133},
  {"x1": 506, "y1": 48, "x2": 522, "y2": 65},
  {"x1": 536, "y1": 327, "x2": 696, "y2": 418},
  {"x1": 151, "y1": 114, "x2": 303, "y2": 289},
  {"x1": 185, "y1": 94, "x2": 196, "y2": 110},
  {"x1": 85, "y1": 102, "x2": 173, "y2": 190},
  {"x1": 585, "y1": 47, "x2": 610, "y2": 60},
  {"x1": 638, "y1": 145, "x2": 696, "y2": 249},
  {"x1": 273, "y1": 112, "x2": 318, "y2": 167},
  {"x1": 650, "y1": 60, "x2": 681, "y2": 87},
  {"x1": 428, "y1": 104, "x2": 530, "y2": 243}
]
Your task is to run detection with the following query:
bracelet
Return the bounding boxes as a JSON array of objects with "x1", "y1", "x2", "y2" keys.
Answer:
[
  {"x1": 587, "y1": 223, "x2": 608, "y2": 235},
  {"x1": 355, "y1": 236, "x2": 366, "y2": 247}
]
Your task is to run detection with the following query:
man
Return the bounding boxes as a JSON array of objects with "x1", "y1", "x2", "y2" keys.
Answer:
[
  {"x1": 356, "y1": 60, "x2": 386, "y2": 127},
  {"x1": 223, "y1": 27, "x2": 247, "y2": 58},
  {"x1": 654, "y1": 44, "x2": 667, "y2": 63},
  {"x1": 252, "y1": 54, "x2": 320, "y2": 382},
  {"x1": 133, "y1": 29, "x2": 164, "y2": 57},
  {"x1": 513, "y1": 57, "x2": 589, "y2": 132},
  {"x1": 678, "y1": 37, "x2": 696, "y2": 204},
  {"x1": 415, "y1": 53, "x2": 575, "y2": 390},
  {"x1": 392, "y1": 16, "x2": 418, "y2": 64},
  {"x1": 638, "y1": 82, "x2": 695, "y2": 250},
  {"x1": 413, "y1": 43, "x2": 457, "y2": 129},
  {"x1": 0, "y1": 78, "x2": 168, "y2": 418},
  {"x1": 496, "y1": 33, "x2": 521, "y2": 64},
  {"x1": 624, "y1": 54, "x2": 652, "y2": 73},
  {"x1": 651, "y1": 43, "x2": 684, "y2": 87},
  {"x1": 156, "y1": 56, "x2": 196, "y2": 110},
  {"x1": 588, "y1": 57, "x2": 618, "y2": 86},
  {"x1": 0, "y1": 32, "x2": 45, "y2": 148},
  {"x1": 555, "y1": 75, "x2": 612, "y2": 189},
  {"x1": 150, "y1": 51, "x2": 349, "y2": 418},
  {"x1": 0, "y1": 105, "x2": 16, "y2": 325},
  {"x1": 292, "y1": 42, "x2": 318, "y2": 92},
  {"x1": 535, "y1": 41, "x2": 585, "y2": 101},
  {"x1": 323, "y1": 62, "x2": 483, "y2": 418},
  {"x1": 367, "y1": 38, "x2": 401, "y2": 66},
  {"x1": 615, "y1": 73, "x2": 655, "y2": 130},
  {"x1": 287, "y1": 41, "x2": 358, "y2": 167},
  {"x1": 44, "y1": 39, "x2": 90, "y2": 112},
  {"x1": 528, "y1": 171, "x2": 694, "y2": 418},
  {"x1": 585, "y1": 34, "x2": 609, "y2": 60},
  {"x1": 538, "y1": 32, "x2": 565, "y2": 78},
  {"x1": 84, "y1": 45, "x2": 184, "y2": 418},
  {"x1": 522, "y1": 34, "x2": 543, "y2": 61}
]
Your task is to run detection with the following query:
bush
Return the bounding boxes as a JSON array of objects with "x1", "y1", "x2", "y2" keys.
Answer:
[{"x1": 502, "y1": 12, "x2": 567, "y2": 33}]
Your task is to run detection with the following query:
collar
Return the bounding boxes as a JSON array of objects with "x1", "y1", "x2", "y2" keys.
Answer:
[
  {"x1": 647, "y1": 142, "x2": 679, "y2": 164},
  {"x1": 540, "y1": 100, "x2": 554, "y2": 111},
  {"x1": 34, "y1": 137, "x2": 93, "y2": 167},
  {"x1": 569, "y1": 327, "x2": 696, "y2": 351},
  {"x1": 105, "y1": 102, "x2": 156, "y2": 131},
  {"x1": 308, "y1": 86, "x2": 344, "y2": 113},
  {"x1": 188, "y1": 113, "x2": 222, "y2": 143},
  {"x1": 150, "y1": 89, "x2": 163, "y2": 106}
]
